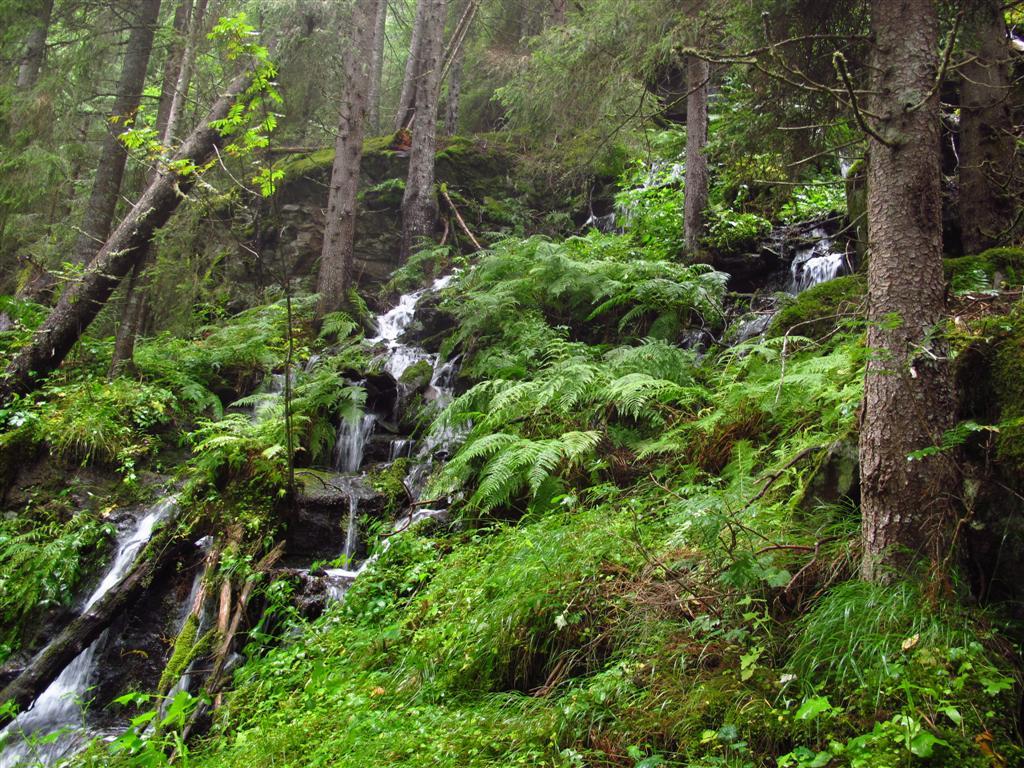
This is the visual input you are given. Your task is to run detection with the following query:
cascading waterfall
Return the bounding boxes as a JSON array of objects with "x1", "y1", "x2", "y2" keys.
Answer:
[
  {"x1": 334, "y1": 413, "x2": 376, "y2": 474},
  {"x1": 787, "y1": 228, "x2": 848, "y2": 293},
  {"x1": 0, "y1": 497, "x2": 176, "y2": 768}
]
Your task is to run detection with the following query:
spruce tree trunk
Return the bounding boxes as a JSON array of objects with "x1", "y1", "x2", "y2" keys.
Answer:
[
  {"x1": 684, "y1": 55, "x2": 709, "y2": 256},
  {"x1": 394, "y1": 0, "x2": 429, "y2": 132},
  {"x1": 16, "y1": 0, "x2": 54, "y2": 89},
  {"x1": 959, "y1": 0, "x2": 1014, "y2": 254},
  {"x1": 164, "y1": 0, "x2": 209, "y2": 145},
  {"x1": 153, "y1": 0, "x2": 195, "y2": 144},
  {"x1": 110, "y1": 258, "x2": 151, "y2": 376},
  {"x1": 315, "y1": 0, "x2": 385, "y2": 319},
  {"x1": 367, "y1": 0, "x2": 388, "y2": 134},
  {"x1": 860, "y1": 0, "x2": 956, "y2": 582},
  {"x1": 400, "y1": 0, "x2": 446, "y2": 259},
  {"x1": 0, "y1": 70, "x2": 257, "y2": 405},
  {"x1": 444, "y1": 47, "x2": 463, "y2": 136},
  {"x1": 71, "y1": 0, "x2": 163, "y2": 267}
]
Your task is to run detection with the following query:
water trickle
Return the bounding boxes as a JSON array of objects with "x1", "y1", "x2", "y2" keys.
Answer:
[
  {"x1": 334, "y1": 414, "x2": 376, "y2": 474},
  {"x1": 0, "y1": 498, "x2": 176, "y2": 768},
  {"x1": 787, "y1": 229, "x2": 848, "y2": 293},
  {"x1": 341, "y1": 495, "x2": 359, "y2": 564}
]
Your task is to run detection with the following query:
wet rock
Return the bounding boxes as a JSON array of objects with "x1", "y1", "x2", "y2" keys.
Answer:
[{"x1": 289, "y1": 472, "x2": 389, "y2": 561}]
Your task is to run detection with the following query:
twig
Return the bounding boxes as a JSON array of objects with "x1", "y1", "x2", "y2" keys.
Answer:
[
  {"x1": 439, "y1": 184, "x2": 482, "y2": 250},
  {"x1": 833, "y1": 52, "x2": 893, "y2": 148}
]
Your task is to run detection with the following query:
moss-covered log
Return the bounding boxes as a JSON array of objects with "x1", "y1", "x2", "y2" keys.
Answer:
[{"x1": 0, "y1": 511, "x2": 188, "y2": 726}]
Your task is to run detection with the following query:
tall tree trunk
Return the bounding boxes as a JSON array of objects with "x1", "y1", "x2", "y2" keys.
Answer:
[
  {"x1": 111, "y1": 0, "x2": 205, "y2": 376},
  {"x1": 683, "y1": 54, "x2": 709, "y2": 256},
  {"x1": 860, "y1": 0, "x2": 956, "y2": 582},
  {"x1": 400, "y1": 0, "x2": 446, "y2": 259},
  {"x1": 315, "y1": 0, "x2": 385, "y2": 320},
  {"x1": 0, "y1": 70, "x2": 257, "y2": 405},
  {"x1": 109, "y1": 256, "x2": 151, "y2": 376},
  {"x1": 153, "y1": 0, "x2": 195, "y2": 143},
  {"x1": 71, "y1": 0, "x2": 163, "y2": 267},
  {"x1": 550, "y1": 0, "x2": 567, "y2": 26},
  {"x1": 444, "y1": 46, "x2": 463, "y2": 136},
  {"x1": 366, "y1": 0, "x2": 388, "y2": 134},
  {"x1": 16, "y1": 0, "x2": 54, "y2": 89},
  {"x1": 163, "y1": 0, "x2": 209, "y2": 145},
  {"x1": 394, "y1": 0, "x2": 429, "y2": 132},
  {"x1": 959, "y1": 0, "x2": 1014, "y2": 254}
]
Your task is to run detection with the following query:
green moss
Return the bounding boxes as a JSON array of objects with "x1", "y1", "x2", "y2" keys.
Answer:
[
  {"x1": 768, "y1": 274, "x2": 866, "y2": 339},
  {"x1": 158, "y1": 613, "x2": 208, "y2": 694},
  {"x1": 271, "y1": 148, "x2": 335, "y2": 184},
  {"x1": 368, "y1": 458, "x2": 411, "y2": 517},
  {"x1": 944, "y1": 247, "x2": 1024, "y2": 294},
  {"x1": 992, "y1": 317, "x2": 1024, "y2": 472},
  {"x1": 398, "y1": 359, "x2": 433, "y2": 389}
]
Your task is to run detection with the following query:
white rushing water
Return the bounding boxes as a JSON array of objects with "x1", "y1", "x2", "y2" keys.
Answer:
[
  {"x1": 0, "y1": 497, "x2": 176, "y2": 768},
  {"x1": 367, "y1": 275, "x2": 454, "y2": 381},
  {"x1": 787, "y1": 228, "x2": 848, "y2": 294},
  {"x1": 334, "y1": 413, "x2": 376, "y2": 474}
]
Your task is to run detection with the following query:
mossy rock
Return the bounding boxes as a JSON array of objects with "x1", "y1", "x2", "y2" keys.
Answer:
[
  {"x1": 368, "y1": 458, "x2": 411, "y2": 517},
  {"x1": 768, "y1": 274, "x2": 867, "y2": 339},
  {"x1": 399, "y1": 359, "x2": 434, "y2": 390},
  {"x1": 992, "y1": 316, "x2": 1024, "y2": 472},
  {"x1": 944, "y1": 247, "x2": 1024, "y2": 293}
]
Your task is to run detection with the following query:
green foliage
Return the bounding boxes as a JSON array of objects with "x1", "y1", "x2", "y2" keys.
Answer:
[
  {"x1": 704, "y1": 204, "x2": 773, "y2": 254},
  {"x1": 443, "y1": 234, "x2": 727, "y2": 375},
  {"x1": 1, "y1": 376, "x2": 175, "y2": 474},
  {"x1": 944, "y1": 247, "x2": 1024, "y2": 294},
  {"x1": 0, "y1": 513, "x2": 112, "y2": 656}
]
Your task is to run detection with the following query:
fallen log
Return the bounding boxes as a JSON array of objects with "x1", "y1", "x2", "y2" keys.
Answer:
[
  {"x1": 0, "y1": 66, "x2": 257, "y2": 407},
  {"x1": 0, "y1": 508, "x2": 188, "y2": 726}
]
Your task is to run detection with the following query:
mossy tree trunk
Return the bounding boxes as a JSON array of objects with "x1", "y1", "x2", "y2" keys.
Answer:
[
  {"x1": 959, "y1": 0, "x2": 1015, "y2": 254},
  {"x1": 400, "y1": 0, "x2": 447, "y2": 259},
  {"x1": 859, "y1": 0, "x2": 957, "y2": 582},
  {"x1": 0, "y1": 512, "x2": 188, "y2": 726},
  {"x1": 315, "y1": 0, "x2": 386, "y2": 320}
]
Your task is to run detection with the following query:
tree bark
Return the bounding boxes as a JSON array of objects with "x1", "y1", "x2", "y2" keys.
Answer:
[
  {"x1": 550, "y1": 0, "x2": 567, "y2": 26},
  {"x1": 684, "y1": 54, "x2": 709, "y2": 256},
  {"x1": 394, "y1": 0, "x2": 429, "y2": 132},
  {"x1": 109, "y1": 257, "x2": 151, "y2": 376},
  {"x1": 366, "y1": 0, "x2": 388, "y2": 134},
  {"x1": 164, "y1": 0, "x2": 210, "y2": 146},
  {"x1": 959, "y1": 0, "x2": 1015, "y2": 254},
  {"x1": 0, "y1": 509, "x2": 187, "y2": 726},
  {"x1": 153, "y1": 0, "x2": 195, "y2": 143},
  {"x1": 860, "y1": 0, "x2": 957, "y2": 582},
  {"x1": 16, "y1": 0, "x2": 54, "y2": 89},
  {"x1": 0, "y1": 70, "x2": 257, "y2": 405},
  {"x1": 444, "y1": 46, "x2": 463, "y2": 136},
  {"x1": 400, "y1": 0, "x2": 446, "y2": 259},
  {"x1": 71, "y1": 0, "x2": 163, "y2": 267},
  {"x1": 315, "y1": 0, "x2": 385, "y2": 320}
]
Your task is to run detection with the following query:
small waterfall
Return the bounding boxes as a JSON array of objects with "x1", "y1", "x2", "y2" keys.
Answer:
[
  {"x1": 333, "y1": 414, "x2": 376, "y2": 474},
  {"x1": 787, "y1": 228, "x2": 847, "y2": 293},
  {"x1": 389, "y1": 439, "x2": 413, "y2": 461},
  {"x1": 0, "y1": 498, "x2": 176, "y2": 768},
  {"x1": 367, "y1": 275, "x2": 455, "y2": 381},
  {"x1": 341, "y1": 495, "x2": 359, "y2": 563}
]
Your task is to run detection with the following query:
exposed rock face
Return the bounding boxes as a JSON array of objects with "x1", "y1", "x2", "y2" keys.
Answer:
[
  {"x1": 289, "y1": 471, "x2": 389, "y2": 562},
  {"x1": 250, "y1": 137, "x2": 522, "y2": 297}
]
